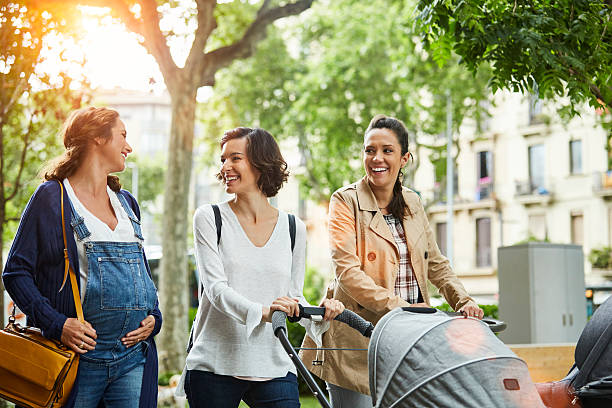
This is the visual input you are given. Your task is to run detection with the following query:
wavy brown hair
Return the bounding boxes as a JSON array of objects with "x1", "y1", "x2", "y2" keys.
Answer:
[
  {"x1": 41, "y1": 107, "x2": 122, "y2": 192},
  {"x1": 216, "y1": 127, "x2": 289, "y2": 197},
  {"x1": 365, "y1": 114, "x2": 413, "y2": 220}
]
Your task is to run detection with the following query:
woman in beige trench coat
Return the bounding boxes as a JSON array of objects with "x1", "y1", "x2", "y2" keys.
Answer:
[{"x1": 300, "y1": 114, "x2": 483, "y2": 407}]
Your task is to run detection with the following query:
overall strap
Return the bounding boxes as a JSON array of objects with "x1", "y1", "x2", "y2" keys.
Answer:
[
  {"x1": 66, "y1": 185, "x2": 91, "y2": 241},
  {"x1": 116, "y1": 191, "x2": 144, "y2": 240},
  {"x1": 57, "y1": 181, "x2": 84, "y2": 323}
]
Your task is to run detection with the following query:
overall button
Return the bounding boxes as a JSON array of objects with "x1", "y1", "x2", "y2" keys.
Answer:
[{"x1": 367, "y1": 252, "x2": 376, "y2": 261}]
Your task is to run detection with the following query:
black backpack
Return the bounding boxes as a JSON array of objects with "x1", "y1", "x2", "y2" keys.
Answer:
[{"x1": 186, "y1": 204, "x2": 296, "y2": 353}]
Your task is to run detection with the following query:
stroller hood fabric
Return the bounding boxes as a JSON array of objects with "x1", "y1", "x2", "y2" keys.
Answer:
[
  {"x1": 574, "y1": 295, "x2": 612, "y2": 385},
  {"x1": 368, "y1": 308, "x2": 545, "y2": 408}
]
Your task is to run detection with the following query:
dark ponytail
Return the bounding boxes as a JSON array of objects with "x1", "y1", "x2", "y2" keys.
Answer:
[{"x1": 366, "y1": 114, "x2": 412, "y2": 220}]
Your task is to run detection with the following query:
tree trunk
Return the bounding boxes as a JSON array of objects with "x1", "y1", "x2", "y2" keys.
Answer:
[{"x1": 157, "y1": 85, "x2": 197, "y2": 373}]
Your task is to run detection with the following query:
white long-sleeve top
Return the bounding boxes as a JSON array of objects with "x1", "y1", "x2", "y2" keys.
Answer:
[{"x1": 182, "y1": 201, "x2": 309, "y2": 380}]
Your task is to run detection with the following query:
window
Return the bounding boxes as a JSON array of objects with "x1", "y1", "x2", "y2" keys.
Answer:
[
  {"x1": 609, "y1": 208, "x2": 612, "y2": 247},
  {"x1": 528, "y1": 214, "x2": 547, "y2": 241},
  {"x1": 570, "y1": 213, "x2": 584, "y2": 246},
  {"x1": 570, "y1": 140, "x2": 582, "y2": 174},
  {"x1": 476, "y1": 151, "x2": 493, "y2": 200},
  {"x1": 436, "y1": 222, "x2": 447, "y2": 256},
  {"x1": 529, "y1": 88, "x2": 543, "y2": 125},
  {"x1": 476, "y1": 218, "x2": 492, "y2": 267},
  {"x1": 528, "y1": 144, "x2": 546, "y2": 192},
  {"x1": 433, "y1": 163, "x2": 458, "y2": 202}
]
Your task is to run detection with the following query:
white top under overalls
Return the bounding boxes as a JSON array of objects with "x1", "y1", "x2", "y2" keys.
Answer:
[
  {"x1": 176, "y1": 202, "x2": 323, "y2": 396},
  {"x1": 63, "y1": 178, "x2": 140, "y2": 298}
]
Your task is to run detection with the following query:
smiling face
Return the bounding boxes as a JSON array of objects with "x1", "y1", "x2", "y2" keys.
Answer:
[
  {"x1": 220, "y1": 137, "x2": 261, "y2": 195},
  {"x1": 98, "y1": 118, "x2": 132, "y2": 173},
  {"x1": 363, "y1": 127, "x2": 410, "y2": 190}
]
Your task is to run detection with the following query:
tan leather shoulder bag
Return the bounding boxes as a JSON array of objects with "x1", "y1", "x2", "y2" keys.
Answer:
[{"x1": 0, "y1": 180, "x2": 83, "y2": 407}]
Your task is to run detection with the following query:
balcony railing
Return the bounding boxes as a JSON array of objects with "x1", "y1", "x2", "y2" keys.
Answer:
[
  {"x1": 476, "y1": 177, "x2": 493, "y2": 201},
  {"x1": 593, "y1": 171, "x2": 612, "y2": 197},
  {"x1": 515, "y1": 180, "x2": 553, "y2": 205}
]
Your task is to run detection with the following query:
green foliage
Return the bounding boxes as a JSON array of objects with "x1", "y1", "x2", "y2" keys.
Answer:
[
  {"x1": 434, "y1": 302, "x2": 498, "y2": 319},
  {"x1": 203, "y1": 0, "x2": 492, "y2": 202},
  {"x1": 0, "y1": 2, "x2": 89, "y2": 252},
  {"x1": 157, "y1": 371, "x2": 177, "y2": 386},
  {"x1": 513, "y1": 235, "x2": 550, "y2": 245},
  {"x1": 117, "y1": 154, "x2": 166, "y2": 213},
  {"x1": 415, "y1": 0, "x2": 612, "y2": 114},
  {"x1": 588, "y1": 246, "x2": 612, "y2": 269},
  {"x1": 302, "y1": 265, "x2": 327, "y2": 305}
]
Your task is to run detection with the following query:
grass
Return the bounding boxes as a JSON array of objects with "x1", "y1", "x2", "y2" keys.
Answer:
[{"x1": 239, "y1": 396, "x2": 321, "y2": 407}]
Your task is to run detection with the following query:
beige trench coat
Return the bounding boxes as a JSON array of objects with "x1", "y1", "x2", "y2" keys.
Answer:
[{"x1": 299, "y1": 178, "x2": 476, "y2": 395}]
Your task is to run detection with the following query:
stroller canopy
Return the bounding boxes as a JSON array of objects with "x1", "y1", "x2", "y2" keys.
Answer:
[{"x1": 368, "y1": 308, "x2": 544, "y2": 408}]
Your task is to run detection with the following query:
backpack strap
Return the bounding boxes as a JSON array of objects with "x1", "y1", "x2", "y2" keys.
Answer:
[
  {"x1": 288, "y1": 213, "x2": 296, "y2": 252},
  {"x1": 212, "y1": 204, "x2": 222, "y2": 245}
]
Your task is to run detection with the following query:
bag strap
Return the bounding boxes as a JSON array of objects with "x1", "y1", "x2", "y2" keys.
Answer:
[
  {"x1": 573, "y1": 320, "x2": 612, "y2": 388},
  {"x1": 57, "y1": 180, "x2": 84, "y2": 323}
]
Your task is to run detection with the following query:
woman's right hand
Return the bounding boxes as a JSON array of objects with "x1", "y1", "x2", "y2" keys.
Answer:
[
  {"x1": 262, "y1": 296, "x2": 300, "y2": 323},
  {"x1": 61, "y1": 318, "x2": 97, "y2": 354}
]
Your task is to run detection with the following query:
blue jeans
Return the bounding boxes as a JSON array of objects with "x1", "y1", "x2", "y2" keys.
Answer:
[
  {"x1": 185, "y1": 370, "x2": 300, "y2": 408},
  {"x1": 74, "y1": 347, "x2": 145, "y2": 408}
]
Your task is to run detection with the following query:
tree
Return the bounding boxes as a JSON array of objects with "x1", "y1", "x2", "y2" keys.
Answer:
[
  {"x1": 47, "y1": 0, "x2": 316, "y2": 372},
  {"x1": 414, "y1": 0, "x2": 612, "y2": 112},
  {"x1": 0, "y1": 1, "x2": 84, "y2": 340},
  {"x1": 207, "y1": 0, "x2": 492, "y2": 202}
]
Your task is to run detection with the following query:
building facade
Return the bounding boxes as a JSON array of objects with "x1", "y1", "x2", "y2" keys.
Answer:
[{"x1": 413, "y1": 91, "x2": 611, "y2": 300}]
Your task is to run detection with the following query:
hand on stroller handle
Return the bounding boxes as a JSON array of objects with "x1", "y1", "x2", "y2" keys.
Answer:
[
  {"x1": 272, "y1": 304, "x2": 507, "y2": 335},
  {"x1": 272, "y1": 305, "x2": 375, "y2": 338}
]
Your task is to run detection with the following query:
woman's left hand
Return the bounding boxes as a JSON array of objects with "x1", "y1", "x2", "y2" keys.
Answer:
[
  {"x1": 320, "y1": 298, "x2": 345, "y2": 321},
  {"x1": 458, "y1": 302, "x2": 484, "y2": 320},
  {"x1": 121, "y1": 315, "x2": 155, "y2": 348}
]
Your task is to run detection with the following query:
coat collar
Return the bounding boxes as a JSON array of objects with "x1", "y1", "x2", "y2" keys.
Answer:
[
  {"x1": 355, "y1": 177, "x2": 423, "y2": 263},
  {"x1": 356, "y1": 177, "x2": 380, "y2": 212},
  {"x1": 356, "y1": 177, "x2": 396, "y2": 247}
]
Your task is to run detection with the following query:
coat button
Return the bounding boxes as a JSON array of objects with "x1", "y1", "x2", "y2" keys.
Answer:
[
  {"x1": 424, "y1": 251, "x2": 428, "y2": 259},
  {"x1": 367, "y1": 252, "x2": 376, "y2": 261}
]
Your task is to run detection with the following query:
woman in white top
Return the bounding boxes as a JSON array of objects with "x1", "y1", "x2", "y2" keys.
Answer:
[{"x1": 180, "y1": 127, "x2": 344, "y2": 407}]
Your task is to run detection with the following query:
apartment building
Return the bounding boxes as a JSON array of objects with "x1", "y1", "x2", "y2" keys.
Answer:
[{"x1": 413, "y1": 91, "x2": 611, "y2": 300}]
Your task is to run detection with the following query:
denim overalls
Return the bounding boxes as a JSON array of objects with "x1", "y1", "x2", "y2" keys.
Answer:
[{"x1": 69, "y1": 192, "x2": 157, "y2": 407}]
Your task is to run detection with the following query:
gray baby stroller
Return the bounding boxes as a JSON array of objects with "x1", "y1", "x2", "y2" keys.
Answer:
[{"x1": 273, "y1": 306, "x2": 544, "y2": 408}]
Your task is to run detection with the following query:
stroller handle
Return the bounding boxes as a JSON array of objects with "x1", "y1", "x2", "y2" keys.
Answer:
[
  {"x1": 273, "y1": 306, "x2": 375, "y2": 338},
  {"x1": 443, "y1": 311, "x2": 507, "y2": 333}
]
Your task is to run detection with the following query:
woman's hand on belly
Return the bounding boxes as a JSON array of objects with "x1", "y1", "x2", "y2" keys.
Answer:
[
  {"x1": 62, "y1": 318, "x2": 97, "y2": 354},
  {"x1": 121, "y1": 315, "x2": 155, "y2": 347}
]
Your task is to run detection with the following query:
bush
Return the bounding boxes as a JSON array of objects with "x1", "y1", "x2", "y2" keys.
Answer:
[
  {"x1": 158, "y1": 371, "x2": 177, "y2": 386},
  {"x1": 434, "y1": 302, "x2": 498, "y2": 319},
  {"x1": 588, "y1": 246, "x2": 612, "y2": 269}
]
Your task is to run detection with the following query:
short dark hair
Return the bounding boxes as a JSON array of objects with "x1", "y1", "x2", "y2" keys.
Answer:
[
  {"x1": 217, "y1": 127, "x2": 289, "y2": 197},
  {"x1": 365, "y1": 114, "x2": 413, "y2": 219}
]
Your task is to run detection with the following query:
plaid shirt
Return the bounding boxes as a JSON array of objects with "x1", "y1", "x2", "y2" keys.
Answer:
[{"x1": 383, "y1": 214, "x2": 421, "y2": 304}]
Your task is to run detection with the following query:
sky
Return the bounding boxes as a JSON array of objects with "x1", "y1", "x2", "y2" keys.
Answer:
[{"x1": 40, "y1": 6, "x2": 168, "y2": 94}]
